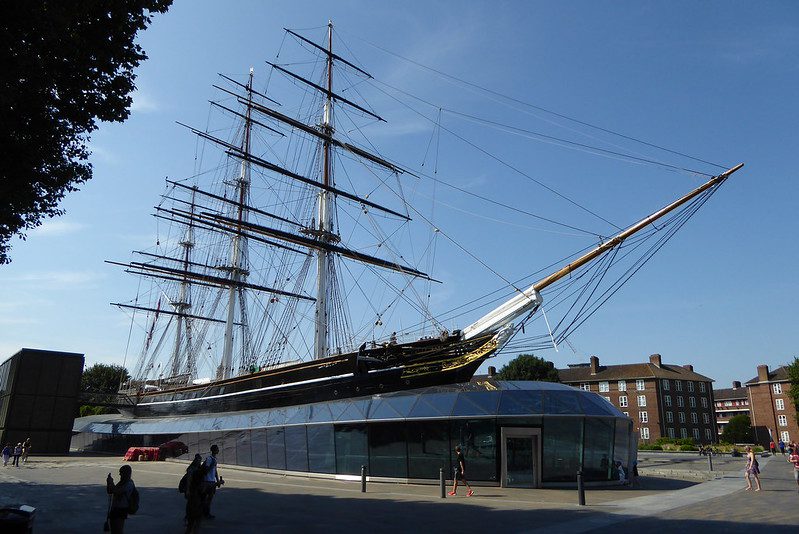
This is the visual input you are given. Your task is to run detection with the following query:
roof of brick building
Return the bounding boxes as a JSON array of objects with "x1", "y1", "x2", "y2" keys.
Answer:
[
  {"x1": 558, "y1": 361, "x2": 713, "y2": 383},
  {"x1": 713, "y1": 387, "x2": 748, "y2": 401},
  {"x1": 745, "y1": 365, "x2": 789, "y2": 384}
]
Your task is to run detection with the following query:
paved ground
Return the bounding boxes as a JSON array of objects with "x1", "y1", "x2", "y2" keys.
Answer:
[{"x1": 0, "y1": 452, "x2": 796, "y2": 533}]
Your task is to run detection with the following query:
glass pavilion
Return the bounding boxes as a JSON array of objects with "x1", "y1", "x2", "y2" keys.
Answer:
[{"x1": 72, "y1": 380, "x2": 634, "y2": 486}]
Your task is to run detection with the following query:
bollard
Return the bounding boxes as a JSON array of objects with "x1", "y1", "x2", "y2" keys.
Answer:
[
  {"x1": 361, "y1": 465, "x2": 367, "y2": 493},
  {"x1": 577, "y1": 470, "x2": 585, "y2": 506},
  {"x1": 440, "y1": 467, "x2": 446, "y2": 498},
  {"x1": 707, "y1": 452, "x2": 713, "y2": 472}
]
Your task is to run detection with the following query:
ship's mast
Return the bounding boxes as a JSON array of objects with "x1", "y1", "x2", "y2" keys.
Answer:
[
  {"x1": 221, "y1": 68, "x2": 254, "y2": 378},
  {"x1": 314, "y1": 21, "x2": 334, "y2": 360},
  {"x1": 170, "y1": 188, "x2": 196, "y2": 377}
]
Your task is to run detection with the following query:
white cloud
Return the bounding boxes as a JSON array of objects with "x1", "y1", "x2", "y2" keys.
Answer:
[
  {"x1": 29, "y1": 220, "x2": 86, "y2": 237},
  {"x1": 2, "y1": 270, "x2": 102, "y2": 288},
  {"x1": 130, "y1": 91, "x2": 159, "y2": 113}
]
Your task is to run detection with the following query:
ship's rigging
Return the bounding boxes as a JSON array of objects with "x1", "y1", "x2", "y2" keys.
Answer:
[{"x1": 111, "y1": 23, "x2": 741, "y2": 388}]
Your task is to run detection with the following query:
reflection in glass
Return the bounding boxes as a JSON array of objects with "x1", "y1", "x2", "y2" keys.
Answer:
[
  {"x1": 614, "y1": 419, "x2": 632, "y2": 473},
  {"x1": 368, "y1": 422, "x2": 407, "y2": 477},
  {"x1": 408, "y1": 421, "x2": 450, "y2": 479},
  {"x1": 220, "y1": 430, "x2": 238, "y2": 465},
  {"x1": 450, "y1": 419, "x2": 496, "y2": 481},
  {"x1": 237, "y1": 430, "x2": 252, "y2": 467},
  {"x1": 583, "y1": 418, "x2": 614, "y2": 481},
  {"x1": 506, "y1": 437, "x2": 535, "y2": 487},
  {"x1": 452, "y1": 392, "x2": 500, "y2": 416},
  {"x1": 267, "y1": 427, "x2": 286, "y2": 470},
  {"x1": 335, "y1": 423, "x2": 368, "y2": 475},
  {"x1": 250, "y1": 428, "x2": 267, "y2": 468},
  {"x1": 542, "y1": 417, "x2": 583, "y2": 482},
  {"x1": 307, "y1": 424, "x2": 335, "y2": 474},
  {"x1": 285, "y1": 426, "x2": 309, "y2": 472}
]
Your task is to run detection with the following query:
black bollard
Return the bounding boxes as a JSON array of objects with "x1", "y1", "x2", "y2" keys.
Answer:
[
  {"x1": 440, "y1": 467, "x2": 446, "y2": 498},
  {"x1": 361, "y1": 465, "x2": 367, "y2": 493},
  {"x1": 707, "y1": 453, "x2": 713, "y2": 472},
  {"x1": 577, "y1": 470, "x2": 585, "y2": 506}
]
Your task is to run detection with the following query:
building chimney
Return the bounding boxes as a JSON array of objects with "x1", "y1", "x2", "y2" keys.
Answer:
[
  {"x1": 682, "y1": 364, "x2": 693, "y2": 372},
  {"x1": 757, "y1": 364, "x2": 769, "y2": 382},
  {"x1": 732, "y1": 380, "x2": 741, "y2": 389},
  {"x1": 488, "y1": 366, "x2": 496, "y2": 377},
  {"x1": 590, "y1": 356, "x2": 599, "y2": 375},
  {"x1": 649, "y1": 354, "x2": 662, "y2": 367}
]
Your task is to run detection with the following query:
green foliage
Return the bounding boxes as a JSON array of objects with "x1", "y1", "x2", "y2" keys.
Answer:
[
  {"x1": 655, "y1": 437, "x2": 695, "y2": 447},
  {"x1": 81, "y1": 363, "x2": 130, "y2": 399},
  {"x1": 79, "y1": 405, "x2": 116, "y2": 417},
  {"x1": 787, "y1": 357, "x2": 799, "y2": 423},
  {"x1": 679, "y1": 444, "x2": 697, "y2": 451},
  {"x1": 0, "y1": 0, "x2": 172, "y2": 264},
  {"x1": 495, "y1": 354, "x2": 560, "y2": 382},
  {"x1": 637, "y1": 444, "x2": 663, "y2": 451},
  {"x1": 721, "y1": 414, "x2": 753, "y2": 443}
]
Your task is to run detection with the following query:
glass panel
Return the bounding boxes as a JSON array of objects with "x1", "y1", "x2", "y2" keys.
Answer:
[
  {"x1": 336, "y1": 400, "x2": 370, "y2": 422},
  {"x1": 498, "y1": 391, "x2": 543, "y2": 415},
  {"x1": 614, "y1": 419, "x2": 632, "y2": 474},
  {"x1": 368, "y1": 422, "x2": 408, "y2": 477},
  {"x1": 267, "y1": 427, "x2": 286, "y2": 470},
  {"x1": 542, "y1": 391, "x2": 582, "y2": 415},
  {"x1": 408, "y1": 393, "x2": 458, "y2": 418},
  {"x1": 219, "y1": 430, "x2": 238, "y2": 465},
  {"x1": 368, "y1": 396, "x2": 417, "y2": 420},
  {"x1": 577, "y1": 393, "x2": 612, "y2": 416},
  {"x1": 335, "y1": 423, "x2": 368, "y2": 475},
  {"x1": 582, "y1": 418, "x2": 614, "y2": 481},
  {"x1": 284, "y1": 426, "x2": 309, "y2": 472},
  {"x1": 452, "y1": 392, "x2": 500, "y2": 416},
  {"x1": 450, "y1": 419, "x2": 497, "y2": 481},
  {"x1": 307, "y1": 425, "x2": 335, "y2": 474},
  {"x1": 250, "y1": 428, "x2": 267, "y2": 468},
  {"x1": 307, "y1": 404, "x2": 333, "y2": 424},
  {"x1": 197, "y1": 433, "x2": 211, "y2": 461},
  {"x1": 506, "y1": 436, "x2": 535, "y2": 487},
  {"x1": 542, "y1": 417, "x2": 583, "y2": 482},
  {"x1": 237, "y1": 430, "x2": 252, "y2": 467},
  {"x1": 407, "y1": 420, "x2": 450, "y2": 479}
]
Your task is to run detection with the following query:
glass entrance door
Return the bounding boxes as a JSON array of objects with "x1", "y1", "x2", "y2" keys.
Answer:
[{"x1": 500, "y1": 428, "x2": 540, "y2": 488}]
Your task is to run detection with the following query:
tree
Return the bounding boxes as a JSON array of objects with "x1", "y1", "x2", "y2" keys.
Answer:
[
  {"x1": 787, "y1": 357, "x2": 799, "y2": 424},
  {"x1": 0, "y1": 0, "x2": 172, "y2": 264},
  {"x1": 495, "y1": 354, "x2": 560, "y2": 382},
  {"x1": 721, "y1": 414, "x2": 753, "y2": 444},
  {"x1": 81, "y1": 363, "x2": 130, "y2": 406}
]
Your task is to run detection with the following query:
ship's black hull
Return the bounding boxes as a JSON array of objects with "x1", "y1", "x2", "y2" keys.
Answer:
[{"x1": 124, "y1": 332, "x2": 499, "y2": 418}]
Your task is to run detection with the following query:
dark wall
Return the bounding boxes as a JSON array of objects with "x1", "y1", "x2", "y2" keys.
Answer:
[{"x1": 0, "y1": 348, "x2": 84, "y2": 452}]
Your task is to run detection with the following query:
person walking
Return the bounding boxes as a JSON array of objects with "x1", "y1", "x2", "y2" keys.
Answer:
[
  {"x1": 21, "y1": 437, "x2": 31, "y2": 463},
  {"x1": 744, "y1": 446, "x2": 762, "y2": 491},
  {"x1": 2, "y1": 444, "x2": 11, "y2": 466},
  {"x1": 183, "y1": 454, "x2": 205, "y2": 534},
  {"x1": 778, "y1": 439, "x2": 786, "y2": 455},
  {"x1": 12, "y1": 443, "x2": 22, "y2": 467},
  {"x1": 202, "y1": 445, "x2": 224, "y2": 519},
  {"x1": 106, "y1": 465, "x2": 137, "y2": 534},
  {"x1": 788, "y1": 447, "x2": 799, "y2": 492},
  {"x1": 769, "y1": 440, "x2": 776, "y2": 455},
  {"x1": 448, "y1": 445, "x2": 474, "y2": 497}
]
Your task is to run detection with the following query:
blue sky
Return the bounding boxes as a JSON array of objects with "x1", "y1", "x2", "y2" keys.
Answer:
[{"x1": 1, "y1": 1, "x2": 797, "y2": 387}]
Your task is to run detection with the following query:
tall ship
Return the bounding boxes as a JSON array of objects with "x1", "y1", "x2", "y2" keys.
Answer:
[{"x1": 109, "y1": 23, "x2": 742, "y2": 417}]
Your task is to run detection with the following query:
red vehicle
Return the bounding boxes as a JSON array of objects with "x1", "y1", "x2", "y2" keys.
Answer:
[{"x1": 159, "y1": 440, "x2": 189, "y2": 458}]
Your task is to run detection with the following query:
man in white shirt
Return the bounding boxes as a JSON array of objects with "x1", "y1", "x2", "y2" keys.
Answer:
[{"x1": 202, "y1": 444, "x2": 222, "y2": 519}]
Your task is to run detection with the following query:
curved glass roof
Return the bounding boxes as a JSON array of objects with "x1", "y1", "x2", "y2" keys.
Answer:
[{"x1": 74, "y1": 380, "x2": 626, "y2": 435}]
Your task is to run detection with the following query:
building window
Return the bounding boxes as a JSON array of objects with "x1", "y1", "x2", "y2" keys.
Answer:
[
  {"x1": 780, "y1": 431, "x2": 790, "y2": 442},
  {"x1": 703, "y1": 413, "x2": 710, "y2": 424},
  {"x1": 640, "y1": 411, "x2": 649, "y2": 423},
  {"x1": 641, "y1": 427, "x2": 650, "y2": 440},
  {"x1": 699, "y1": 382, "x2": 706, "y2": 393},
  {"x1": 665, "y1": 395, "x2": 672, "y2": 407},
  {"x1": 776, "y1": 399, "x2": 785, "y2": 411},
  {"x1": 677, "y1": 396, "x2": 684, "y2": 408},
  {"x1": 619, "y1": 395, "x2": 628, "y2": 408},
  {"x1": 666, "y1": 411, "x2": 673, "y2": 423},
  {"x1": 603, "y1": 396, "x2": 611, "y2": 403},
  {"x1": 636, "y1": 379, "x2": 645, "y2": 391},
  {"x1": 675, "y1": 380, "x2": 683, "y2": 392},
  {"x1": 701, "y1": 397, "x2": 707, "y2": 408},
  {"x1": 778, "y1": 415, "x2": 788, "y2": 427},
  {"x1": 687, "y1": 381, "x2": 694, "y2": 393},
  {"x1": 637, "y1": 395, "x2": 647, "y2": 407},
  {"x1": 618, "y1": 380, "x2": 626, "y2": 391},
  {"x1": 705, "y1": 428, "x2": 712, "y2": 440},
  {"x1": 679, "y1": 412, "x2": 686, "y2": 423},
  {"x1": 724, "y1": 400, "x2": 732, "y2": 407},
  {"x1": 662, "y1": 379, "x2": 670, "y2": 391},
  {"x1": 599, "y1": 381, "x2": 609, "y2": 392},
  {"x1": 579, "y1": 383, "x2": 590, "y2": 391},
  {"x1": 691, "y1": 412, "x2": 698, "y2": 424},
  {"x1": 773, "y1": 383, "x2": 782, "y2": 394},
  {"x1": 693, "y1": 428, "x2": 700, "y2": 440},
  {"x1": 667, "y1": 427, "x2": 675, "y2": 438},
  {"x1": 623, "y1": 412, "x2": 629, "y2": 417},
  {"x1": 680, "y1": 428, "x2": 687, "y2": 439},
  {"x1": 689, "y1": 397, "x2": 696, "y2": 408}
]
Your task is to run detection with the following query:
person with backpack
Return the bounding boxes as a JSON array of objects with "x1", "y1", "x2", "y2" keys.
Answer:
[
  {"x1": 202, "y1": 445, "x2": 224, "y2": 519},
  {"x1": 106, "y1": 464, "x2": 138, "y2": 534},
  {"x1": 180, "y1": 454, "x2": 204, "y2": 533}
]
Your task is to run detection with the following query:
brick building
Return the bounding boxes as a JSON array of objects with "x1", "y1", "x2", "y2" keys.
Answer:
[
  {"x1": 745, "y1": 364, "x2": 798, "y2": 446},
  {"x1": 714, "y1": 381, "x2": 750, "y2": 437},
  {"x1": 558, "y1": 354, "x2": 717, "y2": 444}
]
